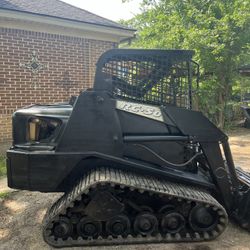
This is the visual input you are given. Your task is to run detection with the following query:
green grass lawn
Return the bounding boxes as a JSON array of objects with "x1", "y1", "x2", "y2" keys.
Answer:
[{"x1": 0, "y1": 156, "x2": 6, "y2": 177}]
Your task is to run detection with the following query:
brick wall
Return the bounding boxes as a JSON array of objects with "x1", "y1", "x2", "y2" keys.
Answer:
[{"x1": 0, "y1": 28, "x2": 117, "y2": 142}]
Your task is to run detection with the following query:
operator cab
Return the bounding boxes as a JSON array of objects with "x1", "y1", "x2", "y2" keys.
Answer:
[{"x1": 94, "y1": 49, "x2": 199, "y2": 109}]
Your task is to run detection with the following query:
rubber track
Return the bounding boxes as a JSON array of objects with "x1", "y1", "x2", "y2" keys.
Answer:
[{"x1": 43, "y1": 167, "x2": 228, "y2": 247}]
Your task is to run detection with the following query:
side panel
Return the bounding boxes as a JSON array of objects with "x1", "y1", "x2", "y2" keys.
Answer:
[
  {"x1": 123, "y1": 142, "x2": 187, "y2": 166},
  {"x1": 117, "y1": 110, "x2": 187, "y2": 165},
  {"x1": 7, "y1": 150, "x2": 83, "y2": 191},
  {"x1": 7, "y1": 150, "x2": 214, "y2": 192},
  {"x1": 117, "y1": 111, "x2": 170, "y2": 134},
  {"x1": 56, "y1": 91, "x2": 123, "y2": 156},
  {"x1": 6, "y1": 151, "x2": 29, "y2": 189}
]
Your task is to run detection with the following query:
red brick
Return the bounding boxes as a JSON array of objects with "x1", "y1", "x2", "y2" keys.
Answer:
[{"x1": 0, "y1": 28, "x2": 117, "y2": 142}]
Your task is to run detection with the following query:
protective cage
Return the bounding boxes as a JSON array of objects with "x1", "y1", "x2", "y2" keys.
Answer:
[{"x1": 94, "y1": 49, "x2": 199, "y2": 108}]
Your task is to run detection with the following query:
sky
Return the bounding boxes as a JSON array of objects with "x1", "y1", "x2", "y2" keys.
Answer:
[{"x1": 61, "y1": 0, "x2": 141, "y2": 21}]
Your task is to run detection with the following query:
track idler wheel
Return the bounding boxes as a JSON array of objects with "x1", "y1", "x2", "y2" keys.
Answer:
[
  {"x1": 106, "y1": 214, "x2": 130, "y2": 237},
  {"x1": 134, "y1": 212, "x2": 158, "y2": 235},
  {"x1": 189, "y1": 205, "x2": 218, "y2": 232},
  {"x1": 53, "y1": 216, "x2": 73, "y2": 239},
  {"x1": 161, "y1": 212, "x2": 185, "y2": 233},
  {"x1": 77, "y1": 217, "x2": 102, "y2": 238}
]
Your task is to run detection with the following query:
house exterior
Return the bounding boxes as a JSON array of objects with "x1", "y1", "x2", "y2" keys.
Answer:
[{"x1": 0, "y1": 0, "x2": 135, "y2": 142}]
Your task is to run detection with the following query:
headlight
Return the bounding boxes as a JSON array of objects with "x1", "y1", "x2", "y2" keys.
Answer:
[
  {"x1": 28, "y1": 117, "x2": 61, "y2": 142},
  {"x1": 28, "y1": 118, "x2": 40, "y2": 141}
]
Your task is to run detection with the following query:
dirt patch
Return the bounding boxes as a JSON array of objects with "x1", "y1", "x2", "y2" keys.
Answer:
[
  {"x1": 0, "y1": 129, "x2": 250, "y2": 250},
  {"x1": 229, "y1": 128, "x2": 250, "y2": 171},
  {"x1": 0, "y1": 142, "x2": 10, "y2": 157},
  {"x1": 0, "y1": 178, "x2": 12, "y2": 193}
]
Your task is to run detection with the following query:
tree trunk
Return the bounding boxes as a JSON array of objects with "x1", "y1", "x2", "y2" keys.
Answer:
[
  {"x1": 217, "y1": 74, "x2": 232, "y2": 129},
  {"x1": 218, "y1": 91, "x2": 225, "y2": 128}
]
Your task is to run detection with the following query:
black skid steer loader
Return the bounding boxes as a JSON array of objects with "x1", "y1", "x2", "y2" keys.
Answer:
[{"x1": 6, "y1": 49, "x2": 250, "y2": 247}]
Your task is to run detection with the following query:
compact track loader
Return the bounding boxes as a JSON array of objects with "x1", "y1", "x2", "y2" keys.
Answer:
[{"x1": 6, "y1": 49, "x2": 250, "y2": 247}]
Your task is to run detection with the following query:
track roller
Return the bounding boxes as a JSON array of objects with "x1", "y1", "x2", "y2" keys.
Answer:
[
  {"x1": 76, "y1": 217, "x2": 102, "y2": 238},
  {"x1": 106, "y1": 214, "x2": 130, "y2": 237},
  {"x1": 52, "y1": 216, "x2": 73, "y2": 239},
  {"x1": 161, "y1": 212, "x2": 185, "y2": 233},
  {"x1": 134, "y1": 212, "x2": 158, "y2": 236}
]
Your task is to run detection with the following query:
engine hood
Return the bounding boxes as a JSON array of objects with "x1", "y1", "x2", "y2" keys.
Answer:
[{"x1": 14, "y1": 103, "x2": 73, "y2": 118}]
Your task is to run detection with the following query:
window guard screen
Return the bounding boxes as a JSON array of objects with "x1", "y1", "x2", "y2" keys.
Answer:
[{"x1": 95, "y1": 50, "x2": 196, "y2": 108}]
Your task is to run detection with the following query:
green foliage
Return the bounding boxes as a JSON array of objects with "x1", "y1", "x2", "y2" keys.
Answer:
[
  {"x1": 0, "y1": 191, "x2": 11, "y2": 199},
  {"x1": 0, "y1": 156, "x2": 6, "y2": 177},
  {"x1": 122, "y1": 0, "x2": 250, "y2": 127}
]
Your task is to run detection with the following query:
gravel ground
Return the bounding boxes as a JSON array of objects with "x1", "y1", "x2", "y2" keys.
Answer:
[{"x1": 0, "y1": 129, "x2": 250, "y2": 250}]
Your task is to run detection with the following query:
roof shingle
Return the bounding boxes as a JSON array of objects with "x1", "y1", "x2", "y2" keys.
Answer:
[{"x1": 0, "y1": 0, "x2": 133, "y2": 30}]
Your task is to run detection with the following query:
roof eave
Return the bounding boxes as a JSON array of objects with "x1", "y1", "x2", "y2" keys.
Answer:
[{"x1": 0, "y1": 8, "x2": 136, "y2": 42}]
